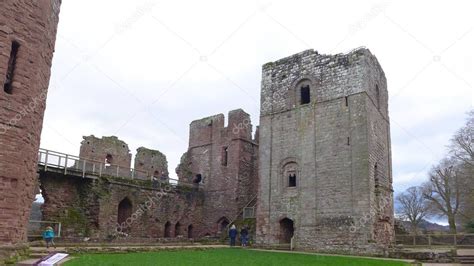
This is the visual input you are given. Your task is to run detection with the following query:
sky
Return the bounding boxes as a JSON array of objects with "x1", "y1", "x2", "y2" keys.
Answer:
[{"x1": 39, "y1": 0, "x2": 473, "y2": 207}]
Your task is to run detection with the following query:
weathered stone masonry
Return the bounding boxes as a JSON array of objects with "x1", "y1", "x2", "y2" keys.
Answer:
[
  {"x1": 256, "y1": 48, "x2": 394, "y2": 254},
  {"x1": 0, "y1": 0, "x2": 61, "y2": 245},
  {"x1": 40, "y1": 135, "x2": 204, "y2": 240}
]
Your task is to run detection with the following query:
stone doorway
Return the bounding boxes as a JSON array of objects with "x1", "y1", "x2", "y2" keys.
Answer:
[
  {"x1": 117, "y1": 198, "x2": 132, "y2": 226},
  {"x1": 187, "y1": 224, "x2": 193, "y2": 238},
  {"x1": 279, "y1": 218, "x2": 294, "y2": 244},
  {"x1": 164, "y1": 221, "x2": 171, "y2": 238},
  {"x1": 217, "y1": 217, "x2": 230, "y2": 234},
  {"x1": 174, "y1": 222, "x2": 182, "y2": 237}
]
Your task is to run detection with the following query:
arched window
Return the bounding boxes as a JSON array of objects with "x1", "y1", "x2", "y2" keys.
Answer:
[
  {"x1": 300, "y1": 85, "x2": 311, "y2": 104},
  {"x1": 288, "y1": 174, "x2": 296, "y2": 187},
  {"x1": 187, "y1": 225, "x2": 193, "y2": 238},
  {"x1": 164, "y1": 221, "x2": 171, "y2": 238},
  {"x1": 174, "y1": 222, "x2": 182, "y2": 237},
  {"x1": 105, "y1": 154, "x2": 113, "y2": 165},
  {"x1": 117, "y1": 198, "x2": 132, "y2": 226},
  {"x1": 279, "y1": 218, "x2": 294, "y2": 244},
  {"x1": 282, "y1": 161, "x2": 298, "y2": 188},
  {"x1": 217, "y1": 217, "x2": 229, "y2": 234}
]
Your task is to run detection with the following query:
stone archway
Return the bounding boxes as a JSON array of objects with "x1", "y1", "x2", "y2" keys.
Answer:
[
  {"x1": 164, "y1": 221, "x2": 171, "y2": 238},
  {"x1": 187, "y1": 224, "x2": 193, "y2": 238},
  {"x1": 117, "y1": 198, "x2": 132, "y2": 226},
  {"x1": 174, "y1": 222, "x2": 182, "y2": 237},
  {"x1": 279, "y1": 218, "x2": 294, "y2": 244},
  {"x1": 217, "y1": 217, "x2": 230, "y2": 234}
]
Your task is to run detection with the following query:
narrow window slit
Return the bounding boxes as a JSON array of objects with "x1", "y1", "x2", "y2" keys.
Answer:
[
  {"x1": 345, "y1": 96, "x2": 349, "y2": 107},
  {"x1": 4, "y1": 41, "x2": 20, "y2": 94}
]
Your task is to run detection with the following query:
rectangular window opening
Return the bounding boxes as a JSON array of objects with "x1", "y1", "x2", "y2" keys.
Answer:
[
  {"x1": 288, "y1": 174, "x2": 296, "y2": 187},
  {"x1": 4, "y1": 41, "x2": 20, "y2": 94},
  {"x1": 345, "y1": 96, "x2": 349, "y2": 107},
  {"x1": 221, "y1": 146, "x2": 228, "y2": 166},
  {"x1": 300, "y1": 85, "x2": 310, "y2": 104}
]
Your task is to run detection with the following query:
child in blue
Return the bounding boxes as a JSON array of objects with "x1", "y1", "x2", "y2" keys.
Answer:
[{"x1": 42, "y1": 226, "x2": 56, "y2": 249}]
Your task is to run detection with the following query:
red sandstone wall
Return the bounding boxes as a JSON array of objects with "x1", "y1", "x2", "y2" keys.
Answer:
[
  {"x1": 0, "y1": 0, "x2": 61, "y2": 244},
  {"x1": 179, "y1": 109, "x2": 258, "y2": 236}
]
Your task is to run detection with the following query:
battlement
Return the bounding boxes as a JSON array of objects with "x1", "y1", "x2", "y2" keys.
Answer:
[{"x1": 189, "y1": 109, "x2": 253, "y2": 148}]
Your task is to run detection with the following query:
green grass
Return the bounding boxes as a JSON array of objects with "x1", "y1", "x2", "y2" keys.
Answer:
[{"x1": 64, "y1": 248, "x2": 409, "y2": 266}]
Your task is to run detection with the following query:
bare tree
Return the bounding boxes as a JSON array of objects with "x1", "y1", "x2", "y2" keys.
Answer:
[
  {"x1": 396, "y1": 186, "x2": 429, "y2": 235},
  {"x1": 449, "y1": 110, "x2": 474, "y2": 228},
  {"x1": 422, "y1": 158, "x2": 461, "y2": 234},
  {"x1": 450, "y1": 110, "x2": 474, "y2": 166}
]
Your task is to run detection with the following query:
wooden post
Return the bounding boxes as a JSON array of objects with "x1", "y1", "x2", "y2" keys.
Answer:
[
  {"x1": 99, "y1": 163, "x2": 102, "y2": 177},
  {"x1": 413, "y1": 235, "x2": 416, "y2": 246},
  {"x1": 454, "y1": 234, "x2": 457, "y2": 247},
  {"x1": 428, "y1": 235, "x2": 431, "y2": 247}
]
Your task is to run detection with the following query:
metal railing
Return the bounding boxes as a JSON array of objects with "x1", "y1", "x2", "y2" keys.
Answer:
[
  {"x1": 27, "y1": 220, "x2": 61, "y2": 238},
  {"x1": 37, "y1": 148, "x2": 187, "y2": 186},
  {"x1": 395, "y1": 234, "x2": 474, "y2": 248}
]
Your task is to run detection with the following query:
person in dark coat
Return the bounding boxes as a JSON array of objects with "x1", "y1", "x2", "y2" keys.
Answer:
[
  {"x1": 240, "y1": 226, "x2": 249, "y2": 247},
  {"x1": 229, "y1": 224, "x2": 237, "y2": 247}
]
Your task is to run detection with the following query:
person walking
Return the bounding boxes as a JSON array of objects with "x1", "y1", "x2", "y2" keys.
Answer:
[
  {"x1": 240, "y1": 226, "x2": 249, "y2": 247},
  {"x1": 42, "y1": 226, "x2": 56, "y2": 249},
  {"x1": 229, "y1": 224, "x2": 237, "y2": 247}
]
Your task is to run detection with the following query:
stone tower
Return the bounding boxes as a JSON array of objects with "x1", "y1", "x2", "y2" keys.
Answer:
[
  {"x1": 177, "y1": 109, "x2": 259, "y2": 236},
  {"x1": 0, "y1": 0, "x2": 61, "y2": 244},
  {"x1": 256, "y1": 48, "x2": 394, "y2": 254}
]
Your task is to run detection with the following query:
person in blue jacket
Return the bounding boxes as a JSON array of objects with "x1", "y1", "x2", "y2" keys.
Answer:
[
  {"x1": 42, "y1": 226, "x2": 56, "y2": 249},
  {"x1": 229, "y1": 224, "x2": 238, "y2": 247}
]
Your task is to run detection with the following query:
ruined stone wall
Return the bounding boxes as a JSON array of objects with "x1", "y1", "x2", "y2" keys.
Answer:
[
  {"x1": 39, "y1": 171, "x2": 204, "y2": 240},
  {"x1": 0, "y1": 0, "x2": 61, "y2": 245},
  {"x1": 256, "y1": 48, "x2": 393, "y2": 255},
  {"x1": 178, "y1": 109, "x2": 258, "y2": 236},
  {"x1": 134, "y1": 147, "x2": 169, "y2": 179}
]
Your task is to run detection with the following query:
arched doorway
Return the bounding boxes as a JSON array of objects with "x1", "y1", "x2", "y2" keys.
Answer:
[
  {"x1": 117, "y1": 198, "x2": 132, "y2": 226},
  {"x1": 187, "y1": 225, "x2": 193, "y2": 238},
  {"x1": 217, "y1": 217, "x2": 229, "y2": 234},
  {"x1": 164, "y1": 221, "x2": 171, "y2": 238},
  {"x1": 279, "y1": 218, "x2": 294, "y2": 244},
  {"x1": 174, "y1": 222, "x2": 182, "y2": 237}
]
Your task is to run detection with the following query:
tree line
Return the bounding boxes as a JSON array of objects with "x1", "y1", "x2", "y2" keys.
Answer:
[{"x1": 396, "y1": 110, "x2": 473, "y2": 234}]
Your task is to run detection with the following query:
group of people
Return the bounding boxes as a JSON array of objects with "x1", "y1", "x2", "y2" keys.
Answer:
[{"x1": 228, "y1": 225, "x2": 250, "y2": 247}]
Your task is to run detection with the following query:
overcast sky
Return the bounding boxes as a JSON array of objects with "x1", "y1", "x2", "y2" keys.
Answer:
[{"x1": 40, "y1": 0, "x2": 473, "y2": 201}]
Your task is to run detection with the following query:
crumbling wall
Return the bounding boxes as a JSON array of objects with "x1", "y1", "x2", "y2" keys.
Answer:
[
  {"x1": 39, "y1": 171, "x2": 204, "y2": 240},
  {"x1": 0, "y1": 0, "x2": 61, "y2": 245},
  {"x1": 177, "y1": 109, "x2": 258, "y2": 237},
  {"x1": 134, "y1": 147, "x2": 169, "y2": 180}
]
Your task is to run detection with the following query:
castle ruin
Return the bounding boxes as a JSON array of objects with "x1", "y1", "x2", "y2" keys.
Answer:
[{"x1": 0, "y1": 0, "x2": 395, "y2": 259}]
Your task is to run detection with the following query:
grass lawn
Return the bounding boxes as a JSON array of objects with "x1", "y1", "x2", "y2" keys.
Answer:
[{"x1": 64, "y1": 248, "x2": 410, "y2": 266}]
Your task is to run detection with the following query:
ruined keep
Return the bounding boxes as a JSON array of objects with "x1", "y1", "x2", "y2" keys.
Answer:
[
  {"x1": 256, "y1": 48, "x2": 394, "y2": 254},
  {"x1": 177, "y1": 109, "x2": 259, "y2": 236},
  {"x1": 0, "y1": 0, "x2": 61, "y2": 246}
]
